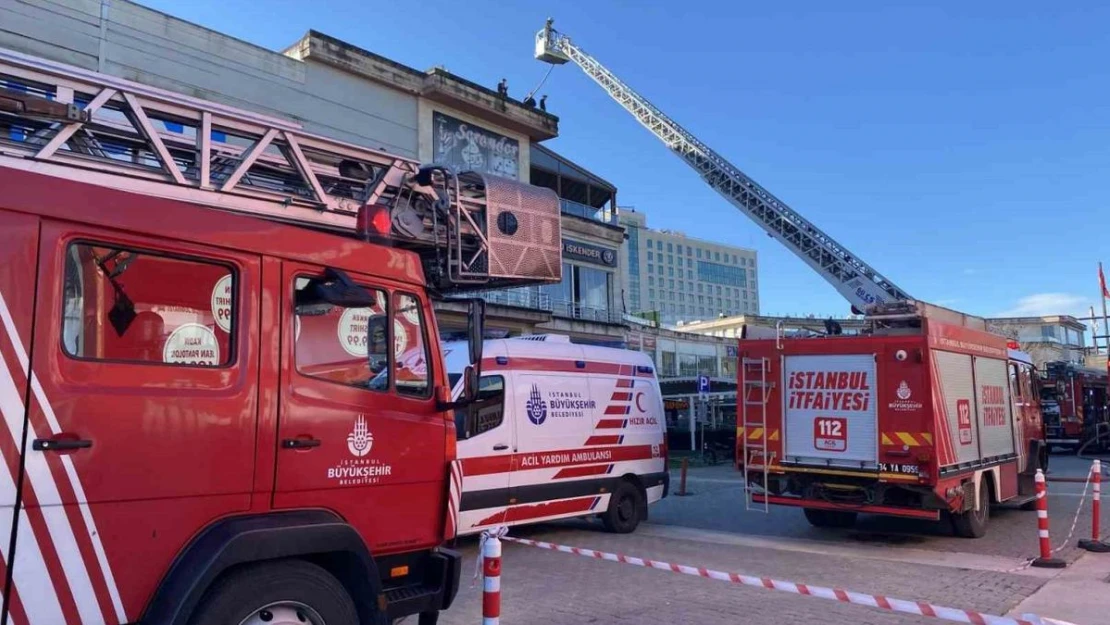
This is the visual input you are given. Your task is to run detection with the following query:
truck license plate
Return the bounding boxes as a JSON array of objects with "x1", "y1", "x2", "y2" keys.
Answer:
[{"x1": 879, "y1": 463, "x2": 919, "y2": 476}]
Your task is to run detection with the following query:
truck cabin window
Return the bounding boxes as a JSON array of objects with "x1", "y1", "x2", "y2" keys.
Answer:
[
  {"x1": 393, "y1": 292, "x2": 431, "y2": 398},
  {"x1": 62, "y1": 243, "x2": 234, "y2": 366},
  {"x1": 294, "y1": 276, "x2": 389, "y2": 391},
  {"x1": 455, "y1": 375, "x2": 505, "y2": 440}
]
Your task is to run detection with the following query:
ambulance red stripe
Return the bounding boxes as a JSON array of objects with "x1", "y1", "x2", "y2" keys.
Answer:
[
  {"x1": 609, "y1": 392, "x2": 632, "y2": 402},
  {"x1": 481, "y1": 357, "x2": 624, "y2": 376},
  {"x1": 603, "y1": 406, "x2": 631, "y2": 415},
  {"x1": 552, "y1": 464, "x2": 613, "y2": 479},
  {"x1": 615, "y1": 379, "x2": 635, "y2": 388},
  {"x1": 594, "y1": 419, "x2": 626, "y2": 429},
  {"x1": 584, "y1": 435, "x2": 622, "y2": 446},
  {"x1": 475, "y1": 496, "x2": 601, "y2": 526}
]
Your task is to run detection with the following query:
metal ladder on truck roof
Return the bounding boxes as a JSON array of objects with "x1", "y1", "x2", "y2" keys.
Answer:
[
  {"x1": 0, "y1": 46, "x2": 562, "y2": 293},
  {"x1": 741, "y1": 357, "x2": 772, "y2": 513}
]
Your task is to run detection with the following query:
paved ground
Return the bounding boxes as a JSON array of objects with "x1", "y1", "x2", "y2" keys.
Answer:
[{"x1": 436, "y1": 453, "x2": 1109, "y2": 625}]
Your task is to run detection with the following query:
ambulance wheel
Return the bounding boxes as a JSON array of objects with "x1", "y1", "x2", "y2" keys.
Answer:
[
  {"x1": 951, "y1": 481, "x2": 990, "y2": 539},
  {"x1": 802, "y1": 508, "x2": 857, "y2": 529},
  {"x1": 188, "y1": 559, "x2": 359, "y2": 625},
  {"x1": 603, "y1": 480, "x2": 644, "y2": 534}
]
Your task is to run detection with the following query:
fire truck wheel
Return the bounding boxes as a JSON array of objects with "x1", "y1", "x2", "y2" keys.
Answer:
[
  {"x1": 602, "y1": 480, "x2": 644, "y2": 534},
  {"x1": 951, "y1": 481, "x2": 990, "y2": 539},
  {"x1": 188, "y1": 560, "x2": 359, "y2": 625},
  {"x1": 802, "y1": 508, "x2": 857, "y2": 529}
]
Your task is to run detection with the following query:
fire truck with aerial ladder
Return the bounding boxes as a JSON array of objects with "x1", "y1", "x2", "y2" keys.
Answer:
[
  {"x1": 535, "y1": 19, "x2": 1047, "y2": 537},
  {"x1": 0, "y1": 45, "x2": 570, "y2": 624}
]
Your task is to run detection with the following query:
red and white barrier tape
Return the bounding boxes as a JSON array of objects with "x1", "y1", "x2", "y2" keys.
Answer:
[{"x1": 503, "y1": 537, "x2": 1077, "y2": 625}]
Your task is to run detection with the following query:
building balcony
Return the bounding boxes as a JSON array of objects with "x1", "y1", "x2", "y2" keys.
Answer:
[
  {"x1": 474, "y1": 290, "x2": 623, "y2": 325},
  {"x1": 560, "y1": 198, "x2": 617, "y2": 226}
]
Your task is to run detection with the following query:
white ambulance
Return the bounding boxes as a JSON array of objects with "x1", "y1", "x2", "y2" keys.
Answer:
[{"x1": 444, "y1": 335, "x2": 669, "y2": 535}]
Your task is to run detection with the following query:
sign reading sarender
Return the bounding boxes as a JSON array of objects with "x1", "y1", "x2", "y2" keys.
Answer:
[
  {"x1": 562, "y1": 239, "x2": 618, "y2": 267},
  {"x1": 432, "y1": 112, "x2": 520, "y2": 180}
]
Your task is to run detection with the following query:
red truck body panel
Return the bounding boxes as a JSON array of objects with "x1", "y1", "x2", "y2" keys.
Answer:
[
  {"x1": 0, "y1": 166, "x2": 452, "y2": 622},
  {"x1": 737, "y1": 317, "x2": 1044, "y2": 520}
]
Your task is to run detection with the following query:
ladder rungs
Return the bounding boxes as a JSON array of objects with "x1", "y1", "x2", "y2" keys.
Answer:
[{"x1": 743, "y1": 401, "x2": 767, "y2": 407}]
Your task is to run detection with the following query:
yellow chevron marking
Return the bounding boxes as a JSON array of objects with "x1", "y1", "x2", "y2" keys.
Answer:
[
  {"x1": 896, "y1": 432, "x2": 919, "y2": 447},
  {"x1": 748, "y1": 428, "x2": 764, "y2": 440},
  {"x1": 881, "y1": 433, "x2": 894, "y2": 446},
  {"x1": 737, "y1": 427, "x2": 745, "y2": 437},
  {"x1": 921, "y1": 432, "x2": 933, "y2": 445},
  {"x1": 769, "y1": 430, "x2": 780, "y2": 441}
]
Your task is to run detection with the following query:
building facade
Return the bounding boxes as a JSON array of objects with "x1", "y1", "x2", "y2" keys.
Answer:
[
  {"x1": 988, "y1": 315, "x2": 1090, "y2": 368},
  {"x1": 2, "y1": 0, "x2": 630, "y2": 345},
  {"x1": 619, "y1": 210, "x2": 759, "y2": 327}
]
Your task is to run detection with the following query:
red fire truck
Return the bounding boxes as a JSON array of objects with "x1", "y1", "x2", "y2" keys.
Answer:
[
  {"x1": 0, "y1": 47, "x2": 562, "y2": 624},
  {"x1": 532, "y1": 22, "x2": 1047, "y2": 537},
  {"x1": 1039, "y1": 361, "x2": 1110, "y2": 451},
  {"x1": 736, "y1": 302, "x2": 1045, "y2": 537}
]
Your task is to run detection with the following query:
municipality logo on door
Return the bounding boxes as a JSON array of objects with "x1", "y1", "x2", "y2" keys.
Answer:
[
  {"x1": 347, "y1": 415, "x2": 374, "y2": 457},
  {"x1": 526, "y1": 384, "x2": 548, "y2": 425}
]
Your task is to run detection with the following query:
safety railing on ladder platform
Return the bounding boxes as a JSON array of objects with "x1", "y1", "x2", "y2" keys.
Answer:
[{"x1": 741, "y1": 357, "x2": 771, "y2": 512}]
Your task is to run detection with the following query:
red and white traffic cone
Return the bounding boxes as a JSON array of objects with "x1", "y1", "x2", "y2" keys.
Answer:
[
  {"x1": 1031, "y1": 468, "x2": 1067, "y2": 568},
  {"x1": 481, "y1": 530, "x2": 503, "y2": 625},
  {"x1": 1079, "y1": 459, "x2": 1110, "y2": 553}
]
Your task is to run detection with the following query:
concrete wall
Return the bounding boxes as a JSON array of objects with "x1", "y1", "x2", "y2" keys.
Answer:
[{"x1": 0, "y1": 0, "x2": 419, "y2": 156}]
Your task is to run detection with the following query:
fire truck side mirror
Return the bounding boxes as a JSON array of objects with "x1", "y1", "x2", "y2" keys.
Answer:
[{"x1": 467, "y1": 299, "x2": 485, "y2": 369}]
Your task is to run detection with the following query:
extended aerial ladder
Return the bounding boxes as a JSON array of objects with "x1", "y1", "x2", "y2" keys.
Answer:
[
  {"x1": 534, "y1": 19, "x2": 924, "y2": 511},
  {"x1": 534, "y1": 19, "x2": 909, "y2": 314},
  {"x1": 0, "y1": 46, "x2": 562, "y2": 293}
]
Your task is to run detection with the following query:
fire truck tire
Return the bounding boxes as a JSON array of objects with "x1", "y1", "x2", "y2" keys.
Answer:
[
  {"x1": 951, "y1": 481, "x2": 990, "y2": 539},
  {"x1": 602, "y1": 479, "x2": 644, "y2": 534},
  {"x1": 802, "y1": 508, "x2": 857, "y2": 529},
  {"x1": 187, "y1": 559, "x2": 359, "y2": 625}
]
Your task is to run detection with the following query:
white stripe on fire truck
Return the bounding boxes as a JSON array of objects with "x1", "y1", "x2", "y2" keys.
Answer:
[
  {"x1": 0, "y1": 290, "x2": 124, "y2": 623},
  {"x1": 0, "y1": 358, "x2": 66, "y2": 623},
  {"x1": 30, "y1": 376, "x2": 126, "y2": 622}
]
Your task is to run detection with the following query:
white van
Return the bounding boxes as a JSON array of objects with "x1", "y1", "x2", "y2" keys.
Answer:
[{"x1": 443, "y1": 335, "x2": 669, "y2": 536}]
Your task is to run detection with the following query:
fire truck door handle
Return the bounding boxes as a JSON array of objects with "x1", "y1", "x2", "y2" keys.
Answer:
[
  {"x1": 281, "y1": 438, "x2": 322, "y2": 450},
  {"x1": 493, "y1": 444, "x2": 509, "y2": 451},
  {"x1": 32, "y1": 438, "x2": 92, "y2": 452}
]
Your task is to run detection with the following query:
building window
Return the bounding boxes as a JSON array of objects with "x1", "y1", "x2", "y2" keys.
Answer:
[
  {"x1": 647, "y1": 251, "x2": 653, "y2": 261},
  {"x1": 648, "y1": 276, "x2": 654, "y2": 286},
  {"x1": 697, "y1": 261, "x2": 747, "y2": 287},
  {"x1": 668, "y1": 266, "x2": 674, "y2": 277},
  {"x1": 62, "y1": 242, "x2": 235, "y2": 367},
  {"x1": 647, "y1": 263, "x2": 654, "y2": 274},
  {"x1": 698, "y1": 295, "x2": 704, "y2": 304},
  {"x1": 657, "y1": 240, "x2": 663, "y2": 251},
  {"x1": 649, "y1": 288, "x2": 655, "y2": 299},
  {"x1": 687, "y1": 270, "x2": 693, "y2": 279},
  {"x1": 646, "y1": 238, "x2": 653, "y2": 249},
  {"x1": 697, "y1": 284, "x2": 703, "y2": 293},
  {"x1": 658, "y1": 265, "x2": 664, "y2": 276},
  {"x1": 666, "y1": 242, "x2": 672, "y2": 253},
  {"x1": 687, "y1": 247, "x2": 693, "y2": 257},
  {"x1": 668, "y1": 254, "x2": 674, "y2": 265}
]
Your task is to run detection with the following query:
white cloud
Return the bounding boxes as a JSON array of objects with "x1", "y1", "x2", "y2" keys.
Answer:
[{"x1": 993, "y1": 293, "x2": 1091, "y2": 318}]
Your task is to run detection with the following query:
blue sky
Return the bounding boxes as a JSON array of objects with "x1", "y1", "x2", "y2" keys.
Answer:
[{"x1": 137, "y1": 0, "x2": 1110, "y2": 320}]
